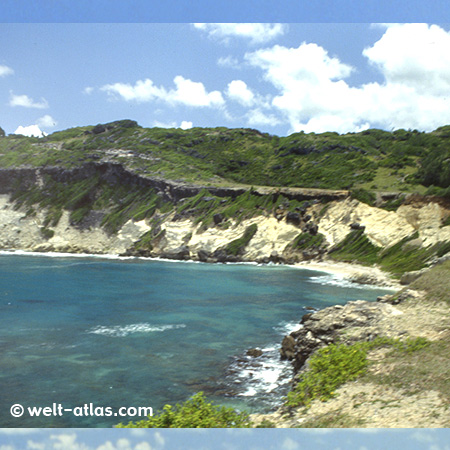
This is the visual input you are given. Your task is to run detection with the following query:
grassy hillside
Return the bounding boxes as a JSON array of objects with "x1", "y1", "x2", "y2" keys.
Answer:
[{"x1": 1, "y1": 119, "x2": 450, "y2": 195}]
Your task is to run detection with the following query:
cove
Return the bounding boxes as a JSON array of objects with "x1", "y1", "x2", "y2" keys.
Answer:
[{"x1": 0, "y1": 253, "x2": 392, "y2": 427}]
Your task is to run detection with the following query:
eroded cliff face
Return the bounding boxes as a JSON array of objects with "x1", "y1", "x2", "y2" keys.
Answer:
[{"x1": 1, "y1": 188, "x2": 449, "y2": 267}]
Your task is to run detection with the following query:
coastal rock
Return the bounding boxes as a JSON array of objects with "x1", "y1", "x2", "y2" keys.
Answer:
[
  {"x1": 246, "y1": 348, "x2": 263, "y2": 358},
  {"x1": 280, "y1": 300, "x2": 406, "y2": 373}
]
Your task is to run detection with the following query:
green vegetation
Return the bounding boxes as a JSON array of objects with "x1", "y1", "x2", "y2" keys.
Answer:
[
  {"x1": 350, "y1": 188, "x2": 376, "y2": 206},
  {"x1": 40, "y1": 227, "x2": 54, "y2": 239},
  {"x1": 116, "y1": 392, "x2": 251, "y2": 428},
  {"x1": 411, "y1": 259, "x2": 450, "y2": 304},
  {"x1": 329, "y1": 230, "x2": 450, "y2": 276},
  {"x1": 286, "y1": 337, "x2": 430, "y2": 409},
  {"x1": 329, "y1": 229, "x2": 380, "y2": 265},
  {"x1": 290, "y1": 232, "x2": 325, "y2": 250},
  {"x1": 224, "y1": 224, "x2": 258, "y2": 256},
  {"x1": 1, "y1": 120, "x2": 450, "y2": 193}
]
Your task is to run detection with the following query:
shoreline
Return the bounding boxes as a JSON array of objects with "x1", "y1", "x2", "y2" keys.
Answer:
[
  {"x1": 294, "y1": 259, "x2": 401, "y2": 289},
  {"x1": 0, "y1": 248, "x2": 400, "y2": 288}
]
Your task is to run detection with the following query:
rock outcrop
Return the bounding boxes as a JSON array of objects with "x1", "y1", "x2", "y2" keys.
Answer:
[{"x1": 280, "y1": 298, "x2": 407, "y2": 373}]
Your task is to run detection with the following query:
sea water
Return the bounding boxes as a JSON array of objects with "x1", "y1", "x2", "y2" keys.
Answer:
[{"x1": 0, "y1": 253, "x2": 393, "y2": 427}]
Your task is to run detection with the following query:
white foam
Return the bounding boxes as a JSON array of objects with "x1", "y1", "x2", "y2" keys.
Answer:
[
  {"x1": 88, "y1": 323, "x2": 186, "y2": 337},
  {"x1": 308, "y1": 273, "x2": 389, "y2": 290}
]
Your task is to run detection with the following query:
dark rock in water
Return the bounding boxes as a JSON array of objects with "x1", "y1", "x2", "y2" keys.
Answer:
[
  {"x1": 246, "y1": 348, "x2": 263, "y2": 358},
  {"x1": 301, "y1": 312, "x2": 314, "y2": 323},
  {"x1": 197, "y1": 249, "x2": 211, "y2": 262},
  {"x1": 213, "y1": 213, "x2": 224, "y2": 225},
  {"x1": 280, "y1": 335, "x2": 296, "y2": 360},
  {"x1": 286, "y1": 212, "x2": 301, "y2": 226},
  {"x1": 161, "y1": 245, "x2": 190, "y2": 260},
  {"x1": 304, "y1": 306, "x2": 317, "y2": 311},
  {"x1": 350, "y1": 222, "x2": 366, "y2": 231}
]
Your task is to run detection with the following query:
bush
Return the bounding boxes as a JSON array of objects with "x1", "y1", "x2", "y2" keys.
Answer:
[
  {"x1": 224, "y1": 224, "x2": 258, "y2": 256},
  {"x1": 285, "y1": 337, "x2": 430, "y2": 409},
  {"x1": 116, "y1": 392, "x2": 252, "y2": 428}
]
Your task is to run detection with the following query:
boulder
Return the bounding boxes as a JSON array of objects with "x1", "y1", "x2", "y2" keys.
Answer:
[
  {"x1": 286, "y1": 212, "x2": 301, "y2": 226},
  {"x1": 246, "y1": 348, "x2": 263, "y2": 358}
]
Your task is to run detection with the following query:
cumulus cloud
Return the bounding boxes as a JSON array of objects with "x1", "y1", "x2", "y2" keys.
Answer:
[
  {"x1": 83, "y1": 86, "x2": 94, "y2": 95},
  {"x1": 0, "y1": 64, "x2": 14, "y2": 77},
  {"x1": 14, "y1": 124, "x2": 46, "y2": 137},
  {"x1": 180, "y1": 120, "x2": 193, "y2": 129},
  {"x1": 363, "y1": 23, "x2": 450, "y2": 95},
  {"x1": 247, "y1": 108, "x2": 281, "y2": 127},
  {"x1": 243, "y1": 24, "x2": 450, "y2": 133},
  {"x1": 193, "y1": 23, "x2": 287, "y2": 44},
  {"x1": 9, "y1": 93, "x2": 48, "y2": 109},
  {"x1": 102, "y1": 76, "x2": 223, "y2": 108},
  {"x1": 37, "y1": 114, "x2": 57, "y2": 129},
  {"x1": 226, "y1": 80, "x2": 255, "y2": 106}
]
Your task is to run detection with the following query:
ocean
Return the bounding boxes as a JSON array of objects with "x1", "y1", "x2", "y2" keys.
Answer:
[{"x1": 0, "y1": 252, "x2": 393, "y2": 427}]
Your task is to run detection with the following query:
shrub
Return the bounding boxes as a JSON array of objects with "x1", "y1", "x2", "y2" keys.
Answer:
[
  {"x1": 116, "y1": 392, "x2": 252, "y2": 428},
  {"x1": 285, "y1": 337, "x2": 430, "y2": 409},
  {"x1": 224, "y1": 224, "x2": 258, "y2": 256}
]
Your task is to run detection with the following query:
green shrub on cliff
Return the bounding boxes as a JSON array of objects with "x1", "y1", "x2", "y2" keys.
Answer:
[
  {"x1": 116, "y1": 392, "x2": 251, "y2": 428},
  {"x1": 286, "y1": 337, "x2": 430, "y2": 409},
  {"x1": 224, "y1": 223, "x2": 258, "y2": 256}
]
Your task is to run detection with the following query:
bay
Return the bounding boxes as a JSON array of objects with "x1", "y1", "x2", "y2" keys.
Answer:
[{"x1": 0, "y1": 253, "x2": 392, "y2": 427}]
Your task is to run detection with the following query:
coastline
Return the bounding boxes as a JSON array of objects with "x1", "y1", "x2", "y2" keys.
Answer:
[{"x1": 295, "y1": 259, "x2": 401, "y2": 289}]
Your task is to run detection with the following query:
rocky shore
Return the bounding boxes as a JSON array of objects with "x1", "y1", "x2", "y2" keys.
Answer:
[{"x1": 251, "y1": 281, "x2": 450, "y2": 428}]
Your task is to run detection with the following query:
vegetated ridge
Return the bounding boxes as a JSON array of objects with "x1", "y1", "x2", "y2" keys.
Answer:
[{"x1": 1, "y1": 119, "x2": 449, "y2": 428}]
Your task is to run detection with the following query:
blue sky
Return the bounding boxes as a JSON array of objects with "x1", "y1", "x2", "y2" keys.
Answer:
[
  {"x1": 3, "y1": 23, "x2": 450, "y2": 137},
  {"x1": 0, "y1": 429, "x2": 449, "y2": 450},
  {"x1": 0, "y1": 0, "x2": 450, "y2": 23}
]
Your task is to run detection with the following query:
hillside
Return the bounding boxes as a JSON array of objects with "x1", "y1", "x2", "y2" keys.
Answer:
[
  {"x1": 1, "y1": 119, "x2": 450, "y2": 194},
  {"x1": 1, "y1": 120, "x2": 450, "y2": 428}
]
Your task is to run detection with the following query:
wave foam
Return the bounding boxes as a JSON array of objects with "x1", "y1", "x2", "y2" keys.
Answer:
[{"x1": 88, "y1": 323, "x2": 186, "y2": 337}]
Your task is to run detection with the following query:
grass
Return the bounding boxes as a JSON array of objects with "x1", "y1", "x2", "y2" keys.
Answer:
[
  {"x1": 362, "y1": 338, "x2": 450, "y2": 404},
  {"x1": 411, "y1": 259, "x2": 450, "y2": 304},
  {"x1": 2, "y1": 120, "x2": 449, "y2": 193},
  {"x1": 290, "y1": 232, "x2": 325, "y2": 250},
  {"x1": 285, "y1": 337, "x2": 430, "y2": 409},
  {"x1": 224, "y1": 224, "x2": 258, "y2": 256}
]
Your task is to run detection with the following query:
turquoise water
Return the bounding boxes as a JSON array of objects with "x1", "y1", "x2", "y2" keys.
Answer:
[{"x1": 0, "y1": 253, "x2": 392, "y2": 427}]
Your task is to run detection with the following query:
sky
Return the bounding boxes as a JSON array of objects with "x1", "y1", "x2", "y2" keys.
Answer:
[
  {"x1": 3, "y1": 22, "x2": 450, "y2": 137},
  {"x1": 0, "y1": 429, "x2": 450, "y2": 450}
]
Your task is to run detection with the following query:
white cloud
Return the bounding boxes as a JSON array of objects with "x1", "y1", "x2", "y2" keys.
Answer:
[
  {"x1": 244, "y1": 24, "x2": 450, "y2": 133},
  {"x1": 102, "y1": 76, "x2": 223, "y2": 108},
  {"x1": 170, "y1": 75, "x2": 224, "y2": 107},
  {"x1": 101, "y1": 78, "x2": 166, "y2": 102},
  {"x1": 0, "y1": 446, "x2": 15, "y2": 450},
  {"x1": 153, "y1": 432, "x2": 165, "y2": 447},
  {"x1": 193, "y1": 23, "x2": 287, "y2": 44},
  {"x1": 180, "y1": 120, "x2": 193, "y2": 130},
  {"x1": 226, "y1": 80, "x2": 255, "y2": 106},
  {"x1": 50, "y1": 433, "x2": 89, "y2": 450},
  {"x1": 217, "y1": 56, "x2": 241, "y2": 69},
  {"x1": 247, "y1": 108, "x2": 281, "y2": 127},
  {"x1": 134, "y1": 443, "x2": 152, "y2": 450},
  {"x1": 281, "y1": 437, "x2": 300, "y2": 450},
  {"x1": 9, "y1": 93, "x2": 48, "y2": 109},
  {"x1": 14, "y1": 124, "x2": 46, "y2": 137},
  {"x1": 83, "y1": 86, "x2": 94, "y2": 95},
  {"x1": 37, "y1": 114, "x2": 57, "y2": 129},
  {"x1": 363, "y1": 23, "x2": 450, "y2": 96},
  {"x1": 0, "y1": 64, "x2": 14, "y2": 77}
]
